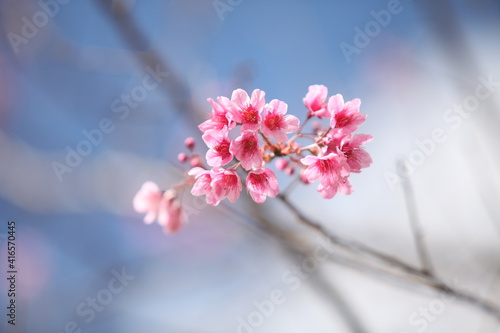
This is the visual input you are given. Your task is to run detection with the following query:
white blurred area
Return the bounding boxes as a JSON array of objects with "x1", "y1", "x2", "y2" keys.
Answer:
[{"x1": 0, "y1": 0, "x2": 500, "y2": 332}]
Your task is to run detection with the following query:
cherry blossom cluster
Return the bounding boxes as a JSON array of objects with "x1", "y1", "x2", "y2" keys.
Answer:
[{"x1": 133, "y1": 85, "x2": 372, "y2": 232}]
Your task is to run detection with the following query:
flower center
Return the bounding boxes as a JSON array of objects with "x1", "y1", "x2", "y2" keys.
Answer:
[
  {"x1": 211, "y1": 111, "x2": 228, "y2": 125},
  {"x1": 242, "y1": 106, "x2": 258, "y2": 123},
  {"x1": 311, "y1": 100, "x2": 323, "y2": 111},
  {"x1": 243, "y1": 138, "x2": 257, "y2": 153},
  {"x1": 319, "y1": 159, "x2": 335, "y2": 174},
  {"x1": 214, "y1": 141, "x2": 230, "y2": 153},
  {"x1": 250, "y1": 173, "x2": 268, "y2": 190},
  {"x1": 222, "y1": 174, "x2": 236, "y2": 191},
  {"x1": 335, "y1": 111, "x2": 353, "y2": 128},
  {"x1": 265, "y1": 113, "x2": 282, "y2": 130}
]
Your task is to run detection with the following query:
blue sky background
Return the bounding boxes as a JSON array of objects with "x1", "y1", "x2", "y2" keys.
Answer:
[{"x1": 1, "y1": 1, "x2": 500, "y2": 332}]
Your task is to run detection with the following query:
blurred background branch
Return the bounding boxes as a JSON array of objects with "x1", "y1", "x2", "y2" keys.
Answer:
[{"x1": 1, "y1": 0, "x2": 499, "y2": 332}]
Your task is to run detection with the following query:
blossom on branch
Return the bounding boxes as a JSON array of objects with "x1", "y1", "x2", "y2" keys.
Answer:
[
  {"x1": 301, "y1": 152, "x2": 351, "y2": 199},
  {"x1": 229, "y1": 131, "x2": 263, "y2": 171},
  {"x1": 328, "y1": 94, "x2": 366, "y2": 133},
  {"x1": 199, "y1": 97, "x2": 234, "y2": 133},
  {"x1": 203, "y1": 126, "x2": 233, "y2": 167},
  {"x1": 261, "y1": 99, "x2": 300, "y2": 142},
  {"x1": 246, "y1": 168, "x2": 279, "y2": 203},
  {"x1": 303, "y1": 84, "x2": 330, "y2": 118},
  {"x1": 189, "y1": 167, "x2": 219, "y2": 206},
  {"x1": 133, "y1": 85, "x2": 372, "y2": 232},
  {"x1": 227, "y1": 89, "x2": 266, "y2": 132},
  {"x1": 210, "y1": 167, "x2": 242, "y2": 204},
  {"x1": 133, "y1": 182, "x2": 184, "y2": 233}
]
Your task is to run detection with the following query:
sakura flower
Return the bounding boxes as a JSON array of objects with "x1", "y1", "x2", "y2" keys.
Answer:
[
  {"x1": 339, "y1": 133, "x2": 373, "y2": 173},
  {"x1": 228, "y1": 89, "x2": 266, "y2": 131},
  {"x1": 189, "y1": 167, "x2": 219, "y2": 205},
  {"x1": 261, "y1": 99, "x2": 300, "y2": 142},
  {"x1": 317, "y1": 178, "x2": 353, "y2": 199},
  {"x1": 328, "y1": 94, "x2": 366, "y2": 133},
  {"x1": 157, "y1": 190, "x2": 184, "y2": 233},
  {"x1": 229, "y1": 131, "x2": 263, "y2": 170},
  {"x1": 202, "y1": 126, "x2": 233, "y2": 167},
  {"x1": 303, "y1": 85, "x2": 330, "y2": 118},
  {"x1": 246, "y1": 168, "x2": 279, "y2": 203},
  {"x1": 301, "y1": 152, "x2": 350, "y2": 187},
  {"x1": 210, "y1": 167, "x2": 242, "y2": 204},
  {"x1": 199, "y1": 97, "x2": 233, "y2": 133},
  {"x1": 133, "y1": 181, "x2": 163, "y2": 224},
  {"x1": 323, "y1": 131, "x2": 372, "y2": 173},
  {"x1": 133, "y1": 182, "x2": 184, "y2": 232},
  {"x1": 134, "y1": 85, "x2": 373, "y2": 235}
]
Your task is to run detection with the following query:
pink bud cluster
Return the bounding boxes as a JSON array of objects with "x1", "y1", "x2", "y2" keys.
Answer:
[
  {"x1": 133, "y1": 85, "x2": 372, "y2": 232},
  {"x1": 177, "y1": 137, "x2": 203, "y2": 167}
]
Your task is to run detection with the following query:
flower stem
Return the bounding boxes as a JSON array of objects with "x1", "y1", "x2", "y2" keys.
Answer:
[
  {"x1": 228, "y1": 162, "x2": 241, "y2": 170},
  {"x1": 297, "y1": 115, "x2": 312, "y2": 135}
]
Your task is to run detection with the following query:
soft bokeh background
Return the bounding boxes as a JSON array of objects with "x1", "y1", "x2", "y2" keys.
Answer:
[{"x1": 1, "y1": 0, "x2": 499, "y2": 332}]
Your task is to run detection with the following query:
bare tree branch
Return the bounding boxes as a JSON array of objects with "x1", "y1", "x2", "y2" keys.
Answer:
[
  {"x1": 276, "y1": 194, "x2": 500, "y2": 320},
  {"x1": 248, "y1": 201, "x2": 370, "y2": 333},
  {"x1": 97, "y1": 0, "x2": 500, "y2": 323},
  {"x1": 93, "y1": 0, "x2": 202, "y2": 126},
  {"x1": 399, "y1": 159, "x2": 434, "y2": 274}
]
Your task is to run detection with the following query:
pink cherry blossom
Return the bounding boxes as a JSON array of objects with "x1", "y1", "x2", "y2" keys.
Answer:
[
  {"x1": 323, "y1": 131, "x2": 372, "y2": 173},
  {"x1": 133, "y1": 181, "x2": 163, "y2": 224},
  {"x1": 301, "y1": 152, "x2": 350, "y2": 187},
  {"x1": 189, "y1": 167, "x2": 219, "y2": 205},
  {"x1": 229, "y1": 131, "x2": 263, "y2": 170},
  {"x1": 339, "y1": 133, "x2": 373, "y2": 173},
  {"x1": 328, "y1": 94, "x2": 366, "y2": 133},
  {"x1": 157, "y1": 190, "x2": 184, "y2": 233},
  {"x1": 210, "y1": 167, "x2": 242, "y2": 204},
  {"x1": 133, "y1": 182, "x2": 184, "y2": 232},
  {"x1": 303, "y1": 85, "x2": 330, "y2": 118},
  {"x1": 134, "y1": 85, "x2": 374, "y2": 234},
  {"x1": 202, "y1": 126, "x2": 233, "y2": 167},
  {"x1": 228, "y1": 89, "x2": 266, "y2": 131},
  {"x1": 261, "y1": 99, "x2": 300, "y2": 142},
  {"x1": 246, "y1": 168, "x2": 279, "y2": 203},
  {"x1": 317, "y1": 178, "x2": 353, "y2": 199},
  {"x1": 199, "y1": 97, "x2": 233, "y2": 133}
]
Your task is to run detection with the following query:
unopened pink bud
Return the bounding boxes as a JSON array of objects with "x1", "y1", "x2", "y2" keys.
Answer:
[
  {"x1": 190, "y1": 154, "x2": 203, "y2": 168},
  {"x1": 275, "y1": 158, "x2": 288, "y2": 170},
  {"x1": 184, "y1": 137, "x2": 195, "y2": 150},
  {"x1": 285, "y1": 166, "x2": 295, "y2": 176},
  {"x1": 178, "y1": 153, "x2": 188, "y2": 163}
]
